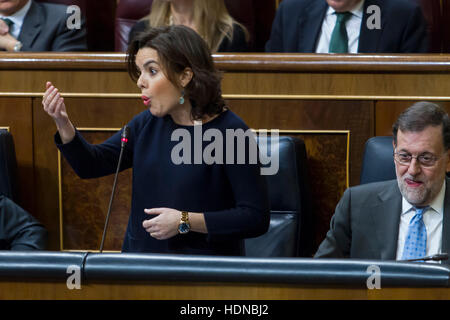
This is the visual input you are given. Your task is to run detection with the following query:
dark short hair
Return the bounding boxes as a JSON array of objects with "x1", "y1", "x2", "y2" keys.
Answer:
[
  {"x1": 392, "y1": 101, "x2": 450, "y2": 150},
  {"x1": 127, "y1": 25, "x2": 225, "y2": 120}
]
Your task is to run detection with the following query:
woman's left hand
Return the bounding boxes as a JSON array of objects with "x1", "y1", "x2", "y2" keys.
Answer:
[{"x1": 142, "y1": 208, "x2": 181, "y2": 240}]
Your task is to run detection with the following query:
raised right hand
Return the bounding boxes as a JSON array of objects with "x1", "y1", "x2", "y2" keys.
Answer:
[
  {"x1": 42, "y1": 81, "x2": 75, "y2": 143},
  {"x1": 42, "y1": 82, "x2": 69, "y2": 122}
]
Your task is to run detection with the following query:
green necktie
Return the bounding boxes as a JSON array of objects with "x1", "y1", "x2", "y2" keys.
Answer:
[
  {"x1": 329, "y1": 12, "x2": 352, "y2": 53},
  {"x1": 1, "y1": 17, "x2": 13, "y2": 32}
]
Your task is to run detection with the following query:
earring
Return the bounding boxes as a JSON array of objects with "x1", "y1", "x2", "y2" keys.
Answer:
[{"x1": 179, "y1": 89, "x2": 185, "y2": 105}]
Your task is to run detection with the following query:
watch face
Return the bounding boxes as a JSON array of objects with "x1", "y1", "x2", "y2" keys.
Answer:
[{"x1": 178, "y1": 222, "x2": 190, "y2": 234}]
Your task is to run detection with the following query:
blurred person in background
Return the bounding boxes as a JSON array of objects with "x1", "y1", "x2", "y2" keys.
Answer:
[
  {"x1": 128, "y1": 0, "x2": 248, "y2": 53},
  {"x1": 0, "y1": 0, "x2": 87, "y2": 51}
]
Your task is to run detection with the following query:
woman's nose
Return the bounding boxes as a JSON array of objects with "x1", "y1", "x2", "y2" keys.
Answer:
[{"x1": 137, "y1": 74, "x2": 146, "y2": 89}]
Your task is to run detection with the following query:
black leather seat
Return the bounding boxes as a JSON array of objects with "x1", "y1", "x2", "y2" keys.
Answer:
[
  {"x1": 245, "y1": 136, "x2": 312, "y2": 257},
  {"x1": 360, "y1": 136, "x2": 396, "y2": 185},
  {"x1": 0, "y1": 130, "x2": 19, "y2": 202}
]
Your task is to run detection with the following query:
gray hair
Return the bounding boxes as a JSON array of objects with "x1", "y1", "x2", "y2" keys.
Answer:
[{"x1": 392, "y1": 101, "x2": 450, "y2": 150}]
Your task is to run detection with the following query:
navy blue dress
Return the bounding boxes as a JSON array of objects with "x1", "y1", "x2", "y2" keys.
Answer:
[{"x1": 56, "y1": 109, "x2": 270, "y2": 255}]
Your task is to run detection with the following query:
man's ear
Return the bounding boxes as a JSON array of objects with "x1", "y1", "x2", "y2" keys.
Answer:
[{"x1": 179, "y1": 67, "x2": 193, "y2": 88}]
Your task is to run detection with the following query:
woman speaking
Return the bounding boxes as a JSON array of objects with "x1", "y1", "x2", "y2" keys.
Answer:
[{"x1": 42, "y1": 25, "x2": 269, "y2": 255}]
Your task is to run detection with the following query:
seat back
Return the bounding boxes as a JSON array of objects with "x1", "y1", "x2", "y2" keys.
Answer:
[
  {"x1": 224, "y1": 0, "x2": 276, "y2": 51},
  {"x1": 442, "y1": 0, "x2": 450, "y2": 52},
  {"x1": 36, "y1": 0, "x2": 116, "y2": 51},
  {"x1": 115, "y1": 0, "x2": 153, "y2": 52},
  {"x1": 416, "y1": 0, "x2": 442, "y2": 53},
  {"x1": 0, "y1": 130, "x2": 19, "y2": 202},
  {"x1": 223, "y1": 0, "x2": 255, "y2": 50},
  {"x1": 245, "y1": 136, "x2": 312, "y2": 257},
  {"x1": 360, "y1": 136, "x2": 396, "y2": 185}
]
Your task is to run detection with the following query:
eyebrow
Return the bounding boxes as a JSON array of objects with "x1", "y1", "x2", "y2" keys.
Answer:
[
  {"x1": 398, "y1": 149, "x2": 435, "y2": 155},
  {"x1": 143, "y1": 59, "x2": 160, "y2": 69}
]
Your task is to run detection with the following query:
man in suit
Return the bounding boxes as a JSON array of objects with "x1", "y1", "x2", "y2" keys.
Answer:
[
  {"x1": 0, "y1": 0, "x2": 87, "y2": 51},
  {"x1": 266, "y1": 0, "x2": 429, "y2": 53},
  {"x1": 315, "y1": 102, "x2": 450, "y2": 263},
  {"x1": 0, "y1": 194, "x2": 47, "y2": 250}
]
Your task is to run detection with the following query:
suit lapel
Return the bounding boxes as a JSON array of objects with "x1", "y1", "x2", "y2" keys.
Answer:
[
  {"x1": 296, "y1": 0, "x2": 328, "y2": 52},
  {"x1": 368, "y1": 181, "x2": 402, "y2": 259},
  {"x1": 358, "y1": 0, "x2": 384, "y2": 53},
  {"x1": 18, "y1": 1, "x2": 42, "y2": 51},
  {"x1": 440, "y1": 178, "x2": 450, "y2": 264}
]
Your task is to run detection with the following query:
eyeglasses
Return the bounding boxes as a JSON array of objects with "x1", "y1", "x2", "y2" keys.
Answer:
[{"x1": 393, "y1": 150, "x2": 445, "y2": 167}]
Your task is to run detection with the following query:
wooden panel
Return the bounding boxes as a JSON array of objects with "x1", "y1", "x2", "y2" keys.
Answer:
[
  {"x1": 375, "y1": 101, "x2": 450, "y2": 136},
  {"x1": 60, "y1": 131, "x2": 131, "y2": 251},
  {"x1": 292, "y1": 133, "x2": 348, "y2": 251},
  {"x1": 0, "y1": 70, "x2": 136, "y2": 94},
  {"x1": 1, "y1": 280, "x2": 450, "y2": 300},
  {"x1": 222, "y1": 72, "x2": 450, "y2": 97}
]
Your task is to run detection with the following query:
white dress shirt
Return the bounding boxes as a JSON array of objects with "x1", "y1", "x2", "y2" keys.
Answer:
[
  {"x1": 396, "y1": 181, "x2": 445, "y2": 263},
  {"x1": 0, "y1": 0, "x2": 32, "y2": 39},
  {"x1": 315, "y1": 0, "x2": 364, "y2": 53}
]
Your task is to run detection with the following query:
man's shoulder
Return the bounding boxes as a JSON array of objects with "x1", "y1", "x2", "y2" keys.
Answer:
[
  {"x1": 334, "y1": 179, "x2": 400, "y2": 211},
  {"x1": 32, "y1": 0, "x2": 70, "y2": 13},
  {"x1": 278, "y1": 0, "x2": 317, "y2": 11},
  {"x1": 346, "y1": 179, "x2": 398, "y2": 199},
  {"x1": 26, "y1": 1, "x2": 71, "y2": 22},
  {"x1": 370, "y1": 0, "x2": 421, "y2": 12}
]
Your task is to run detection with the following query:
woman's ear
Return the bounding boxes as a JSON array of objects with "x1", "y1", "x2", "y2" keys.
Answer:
[{"x1": 179, "y1": 67, "x2": 193, "y2": 88}]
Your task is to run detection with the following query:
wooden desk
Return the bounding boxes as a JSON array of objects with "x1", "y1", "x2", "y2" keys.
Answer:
[{"x1": 0, "y1": 280, "x2": 449, "y2": 300}]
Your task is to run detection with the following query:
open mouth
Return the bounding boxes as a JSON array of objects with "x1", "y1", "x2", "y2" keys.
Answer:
[
  {"x1": 405, "y1": 178, "x2": 423, "y2": 188},
  {"x1": 141, "y1": 95, "x2": 151, "y2": 106}
]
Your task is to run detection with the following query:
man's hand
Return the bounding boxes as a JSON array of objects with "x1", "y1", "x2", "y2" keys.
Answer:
[
  {"x1": 0, "y1": 30, "x2": 18, "y2": 52},
  {"x1": 0, "y1": 19, "x2": 10, "y2": 35}
]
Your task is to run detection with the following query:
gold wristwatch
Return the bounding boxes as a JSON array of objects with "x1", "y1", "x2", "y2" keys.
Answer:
[{"x1": 178, "y1": 211, "x2": 190, "y2": 234}]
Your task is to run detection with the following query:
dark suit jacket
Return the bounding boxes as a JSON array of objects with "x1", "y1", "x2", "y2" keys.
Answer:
[
  {"x1": 315, "y1": 179, "x2": 450, "y2": 264},
  {"x1": 0, "y1": 195, "x2": 47, "y2": 250},
  {"x1": 18, "y1": 1, "x2": 87, "y2": 51},
  {"x1": 265, "y1": 0, "x2": 429, "y2": 53}
]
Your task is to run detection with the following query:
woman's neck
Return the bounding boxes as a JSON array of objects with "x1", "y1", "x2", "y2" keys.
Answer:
[
  {"x1": 169, "y1": 102, "x2": 223, "y2": 126},
  {"x1": 170, "y1": 0, "x2": 196, "y2": 30},
  {"x1": 169, "y1": 101, "x2": 195, "y2": 126}
]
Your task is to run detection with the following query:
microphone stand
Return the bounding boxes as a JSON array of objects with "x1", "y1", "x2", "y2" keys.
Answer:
[
  {"x1": 399, "y1": 253, "x2": 448, "y2": 263},
  {"x1": 99, "y1": 125, "x2": 130, "y2": 253}
]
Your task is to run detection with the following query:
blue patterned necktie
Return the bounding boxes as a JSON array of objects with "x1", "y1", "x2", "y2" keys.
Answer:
[{"x1": 401, "y1": 206, "x2": 429, "y2": 261}]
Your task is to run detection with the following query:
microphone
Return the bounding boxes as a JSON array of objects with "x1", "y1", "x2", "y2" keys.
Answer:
[
  {"x1": 399, "y1": 253, "x2": 448, "y2": 263},
  {"x1": 99, "y1": 125, "x2": 130, "y2": 253}
]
